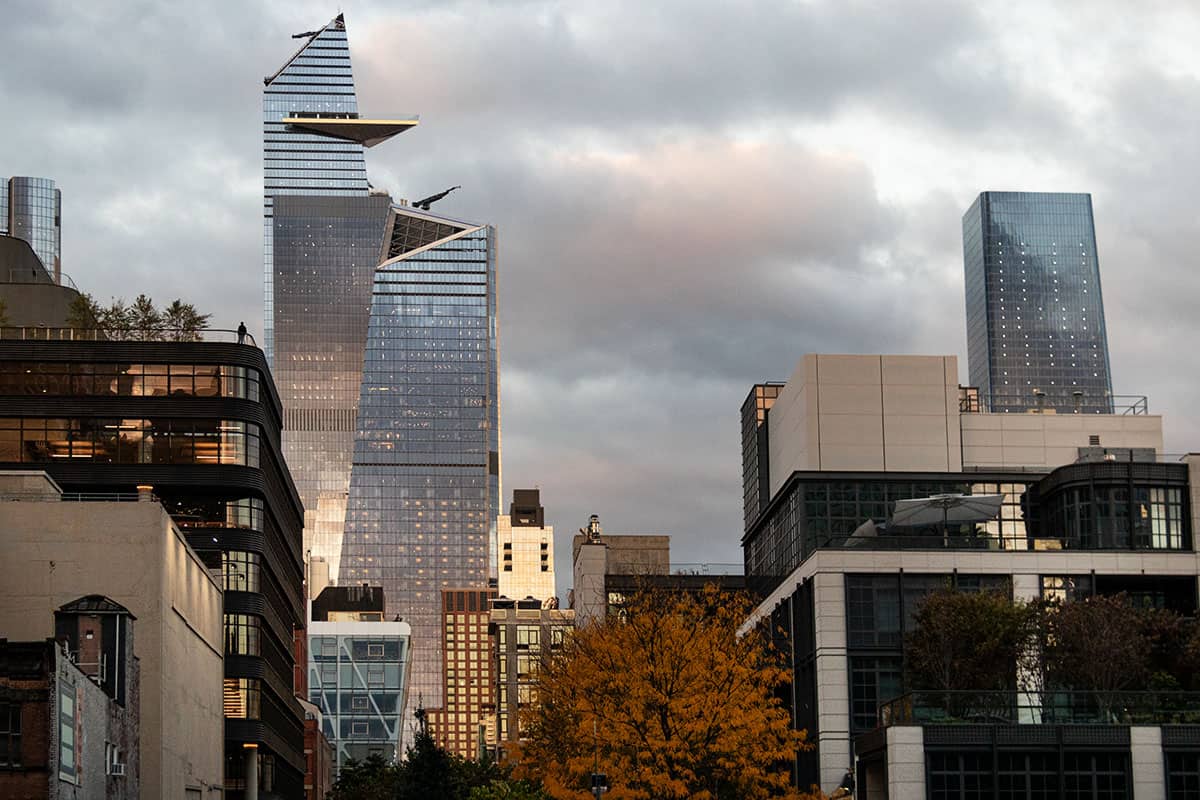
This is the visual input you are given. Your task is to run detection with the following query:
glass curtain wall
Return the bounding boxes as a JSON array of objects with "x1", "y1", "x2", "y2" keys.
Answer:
[
  {"x1": 963, "y1": 192, "x2": 1113, "y2": 413},
  {"x1": 340, "y1": 214, "x2": 500, "y2": 737},
  {"x1": 272, "y1": 195, "x2": 391, "y2": 580},
  {"x1": 263, "y1": 14, "x2": 368, "y2": 364}
]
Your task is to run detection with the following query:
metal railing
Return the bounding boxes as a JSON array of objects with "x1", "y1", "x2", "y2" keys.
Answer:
[
  {"x1": 670, "y1": 562, "x2": 744, "y2": 576},
  {"x1": 0, "y1": 327, "x2": 257, "y2": 347},
  {"x1": 879, "y1": 690, "x2": 1200, "y2": 728},
  {"x1": 959, "y1": 389, "x2": 1149, "y2": 416},
  {"x1": 0, "y1": 491, "x2": 157, "y2": 503}
]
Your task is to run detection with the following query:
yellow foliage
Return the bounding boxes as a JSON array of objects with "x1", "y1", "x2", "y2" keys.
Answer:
[{"x1": 516, "y1": 584, "x2": 809, "y2": 799}]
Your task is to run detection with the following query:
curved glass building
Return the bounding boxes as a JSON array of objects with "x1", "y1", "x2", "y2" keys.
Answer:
[{"x1": 2, "y1": 176, "x2": 62, "y2": 283}]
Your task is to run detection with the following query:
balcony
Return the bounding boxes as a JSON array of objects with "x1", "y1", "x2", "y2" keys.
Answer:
[{"x1": 878, "y1": 690, "x2": 1200, "y2": 728}]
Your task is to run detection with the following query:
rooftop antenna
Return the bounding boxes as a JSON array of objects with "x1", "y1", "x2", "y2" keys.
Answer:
[{"x1": 413, "y1": 186, "x2": 462, "y2": 211}]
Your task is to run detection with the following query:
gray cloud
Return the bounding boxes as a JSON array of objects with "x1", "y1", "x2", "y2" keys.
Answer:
[{"x1": 1, "y1": 0, "x2": 1198, "y2": 595}]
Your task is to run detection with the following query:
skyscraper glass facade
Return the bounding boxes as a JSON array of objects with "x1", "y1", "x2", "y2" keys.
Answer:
[
  {"x1": 263, "y1": 14, "x2": 367, "y2": 365},
  {"x1": 3, "y1": 176, "x2": 61, "y2": 281},
  {"x1": 340, "y1": 211, "x2": 500, "y2": 730},
  {"x1": 963, "y1": 192, "x2": 1113, "y2": 413},
  {"x1": 265, "y1": 17, "x2": 501, "y2": 743},
  {"x1": 272, "y1": 194, "x2": 391, "y2": 579}
]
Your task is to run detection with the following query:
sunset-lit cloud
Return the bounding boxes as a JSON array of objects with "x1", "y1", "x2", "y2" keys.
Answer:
[{"x1": 2, "y1": 0, "x2": 1198, "y2": 589}]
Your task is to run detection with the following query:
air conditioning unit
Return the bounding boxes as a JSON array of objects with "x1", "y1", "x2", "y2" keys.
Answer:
[{"x1": 109, "y1": 762, "x2": 126, "y2": 776}]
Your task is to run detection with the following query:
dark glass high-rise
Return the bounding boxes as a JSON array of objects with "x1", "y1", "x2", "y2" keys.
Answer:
[{"x1": 963, "y1": 191, "x2": 1114, "y2": 413}]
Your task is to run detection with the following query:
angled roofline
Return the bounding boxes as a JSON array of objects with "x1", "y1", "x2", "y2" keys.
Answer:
[
  {"x1": 263, "y1": 13, "x2": 345, "y2": 87},
  {"x1": 281, "y1": 117, "x2": 420, "y2": 148},
  {"x1": 376, "y1": 221, "x2": 484, "y2": 268},
  {"x1": 391, "y1": 204, "x2": 480, "y2": 230}
]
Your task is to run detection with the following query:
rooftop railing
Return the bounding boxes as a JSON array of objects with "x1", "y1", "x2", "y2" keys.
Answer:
[
  {"x1": 0, "y1": 327, "x2": 257, "y2": 347},
  {"x1": 670, "y1": 562, "x2": 744, "y2": 576},
  {"x1": 959, "y1": 388, "x2": 1149, "y2": 415},
  {"x1": 4, "y1": 269, "x2": 80, "y2": 291},
  {"x1": 0, "y1": 491, "x2": 157, "y2": 503},
  {"x1": 879, "y1": 690, "x2": 1200, "y2": 728}
]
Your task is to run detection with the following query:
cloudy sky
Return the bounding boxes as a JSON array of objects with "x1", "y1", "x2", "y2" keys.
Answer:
[{"x1": 3, "y1": 0, "x2": 1199, "y2": 587}]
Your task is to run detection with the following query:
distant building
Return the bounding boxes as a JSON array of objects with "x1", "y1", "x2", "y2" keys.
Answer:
[
  {"x1": 426, "y1": 589, "x2": 496, "y2": 758},
  {"x1": 570, "y1": 516, "x2": 744, "y2": 627},
  {"x1": 1, "y1": 176, "x2": 61, "y2": 282},
  {"x1": 0, "y1": 597, "x2": 139, "y2": 800},
  {"x1": 0, "y1": 473, "x2": 221, "y2": 797},
  {"x1": 299, "y1": 699, "x2": 334, "y2": 800},
  {"x1": 0, "y1": 176, "x2": 80, "y2": 329},
  {"x1": 264, "y1": 17, "x2": 501, "y2": 735},
  {"x1": 963, "y1": 191, "x2": 1114, "y2": 412},
  {"x1": 308, "y1": 586, "x2": 411, "y2": 769},
  {"x1": 488, "y1": 596, "x2": 574, "y2": 753},
  {"x1": 497, "y1": 489, "x2": 556, "y2": 603},
  {"x1": 739, "y1": 352, "x2": 1188, "y2": 794},
  {"x1": 311, "y1": 585, "x2": 385, "y2": 624}
]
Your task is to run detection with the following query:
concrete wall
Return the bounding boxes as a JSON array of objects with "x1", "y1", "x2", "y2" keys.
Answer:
[
  {"x1": 0, "y1": 282, "x2": 81, "y2": 328},
  {"x1": 767, "y1": 355, "x2": 962, "y2": 497},
  {"x1": 884, "y1": 726, "x2": 926, "y2": 800},
  {"x1": 764, "y1": 353, "x2": 1166, "y2": 494},
  {"x1": 571, "y1": 540, "x2": 609, "y2": 627},
  {"x1": 961, "y1": 411, "x2": 1164, "y2": 468},
  {"x1": 1131, "y1": 727, "x2": 1165, "y2": 800},
  {"x1": 812, "y1": 571, "x2": 851, "y2": 791},
  {"x1": 0, "y1": 498, "x2": 224, "y2": 798}
]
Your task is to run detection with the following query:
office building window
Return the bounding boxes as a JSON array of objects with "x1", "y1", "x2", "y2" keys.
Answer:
[
  {"x1": 0, "y1": 361, "x2": 261, "y2": 401},
  {"x1": 0, "y1": 703, "x2": 20, "y2": 767},
  {"x1": 849, "y1": 656, "x2": 902, "y2": 733},
  {"x1": 224, "y1": 614, "x2": 261, "y2": 656},
  {"x1": 1062, "y1": 752, "x2": 1128, "y2": 800},
  {"x1": 222, "y1": 551, "x2": 261, "y2": 592},
  {"x1": 928, "y1": 752, "x2": 993, "y2": 800},
  {"x1": 223, "y1": 678, "x2": 262, "y2": 719},
  {"x1": 1167, "y1": 752, "x2": 1200, "y2": 800},
  {"x1": 998, "y1": 752, "x2": 1058, "y2": 800},
  {"x1": 0, "y1": 417, "x2": 261, "y2": 467}
]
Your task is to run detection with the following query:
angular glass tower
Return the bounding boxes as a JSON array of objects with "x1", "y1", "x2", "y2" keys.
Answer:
[
  {"x1": 265, "y1": 16, "x2": 500, "y2": 739},
  {"x1": 339, "y1": 207, "x2": 500, "y2": 726},
  {"x1": 963, "y1": 191, "x2": 1114, "y2": 413},
  {"x1": 264, "y1": 15, "x2": 418, "y2": 580}
]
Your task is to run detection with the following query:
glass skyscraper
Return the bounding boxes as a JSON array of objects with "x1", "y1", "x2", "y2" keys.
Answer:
[
  {"x1": 266, "y1": 16, "x2": 501, "y2": 740},
  {"x1": 2, "y1": 176, "x2": 62, "y2": 282},
  {"x1": 264, "y1": 14, "x2": 418, "y2": 579},
  {"x1": 263, "y1": 14, "x2": 367, "y2": 365},
  {"x1": 339, "y1": 210, "x2": 500, "y2": 724},
  {"x1": 963, "y1": 191, "x2": 1114, "y2": 413}
]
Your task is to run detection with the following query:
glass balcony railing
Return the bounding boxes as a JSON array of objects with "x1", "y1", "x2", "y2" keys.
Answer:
[{"x1": 878, "y1": 690, "x2": 1200, "y2": 728}]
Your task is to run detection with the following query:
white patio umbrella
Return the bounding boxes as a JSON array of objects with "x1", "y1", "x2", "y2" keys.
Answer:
[{"x1": 891, "y1": 493, "x2": 1004, "y2": 544}]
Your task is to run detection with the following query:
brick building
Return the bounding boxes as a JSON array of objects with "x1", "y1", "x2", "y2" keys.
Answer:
[{"x1": 0, "y1": 596, "x2": 139, "y2": 800}]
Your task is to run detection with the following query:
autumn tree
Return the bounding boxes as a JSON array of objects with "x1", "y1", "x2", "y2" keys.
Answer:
[
  {"x1": 905, "y1": 589, "x2": 1040, "y2": 694},
  {"x1": 518, "y1": 585, "x2": 806, "y2": 800}
]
